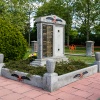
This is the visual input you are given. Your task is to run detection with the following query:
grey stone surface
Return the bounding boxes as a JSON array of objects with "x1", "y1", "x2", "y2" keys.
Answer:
[
  {"x1": 30, "y1": 57, "x2": 68, "y2": 67},
  {"x1": 46, "y1": 59, "x2": 55, "y2": 73},
  {"x1": 95, "y1": 61, "x2": 100, "y2": 72},
  {"x1": 1, "y1": 59, "x2": 98, "y2": 92},
  {"x1": 86, "y1": 41, "x2": 94, "y2": 56},
  {"x1": 0, "y1": 54, "x2": 4, "y2": 63},
  {"x1": 31, "y1": 15, "x2": 68, "y2": 66},
  {"x1": 57, "y1": 65, "x2": 97, "y2": 88},
  {"x1": 35, "y1": 15, "x2": 66, "y2": 25},
  {"x1": 36, "y1": 23, "x2": 42, "y2": 59},
  {"x1": 0, "y1": 63, "x2": 4, "y2": 75},
  {"x1": 43, "y1": 73, "x2": 58, "y2": 92},
  {"x1": 95, "y1": 52, "x2": 100, "y2": 61},
  {"x1": 1, "y1": 68, "x2": 43, "y2": 88},
  {"x1": 34, "y1": 41, "x2": 38, "y2": 52},
  {"x1": 31, "y1": 41, "x2": 38, "y2": 53},
  {"x1": 30, "y1": 59, "x2": 47, "y2": 67}
]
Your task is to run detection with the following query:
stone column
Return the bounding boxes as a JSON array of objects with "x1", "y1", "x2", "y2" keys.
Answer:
[
  {"x1": 31, "y1": 41, "x2": 34, "y2": 52},
  {"x1": 0, "y1": 54, "x2": 4, "y2": 75},
  {"x1": 43, "y1": 59, "x2": 58, "y2": 92},
  {"x1": 86, "y1": 41, "x2": 94, "y2": 56},
  {"x1": 31, "y1": 41, "x2": 38, "y2": 53},
  {"x1": 0, "y1": 54, "x2": 4, "y2": 63},
  {"x1": 95, "y1": 52, "x2": 100, "y2": 72},
  {"x1": 37, "y1": 23, "x2": 42, "y2": 59}
]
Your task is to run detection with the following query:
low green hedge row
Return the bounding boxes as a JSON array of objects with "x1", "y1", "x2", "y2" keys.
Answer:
[{"x1": 4, "y1": 59, "x2": 88, "y2": 76}]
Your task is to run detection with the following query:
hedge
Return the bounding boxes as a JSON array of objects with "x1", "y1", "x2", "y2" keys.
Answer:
[{"x1": 0, "y1": 18, "x2": 27, "y2": 61}]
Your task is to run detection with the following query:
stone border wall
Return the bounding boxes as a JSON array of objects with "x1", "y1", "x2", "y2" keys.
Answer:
[
  {"x1": 57, "y1": 65, "x2": 97, "y2": 88},
  {"x1": 0, "y1": 52, "x2": 100, "y2": 92},
  {"x1": 0, "y1": 63, "x2": 98, "y2": 92},
  {"x1": 1, "y1": 68, "x2": 43, "y2": 88},
  {"x1": 43, "y1": 62, "x2": 97, "y2": 92}
]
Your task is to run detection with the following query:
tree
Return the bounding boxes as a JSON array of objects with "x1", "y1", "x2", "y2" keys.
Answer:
[
  {"x1": 35, "y1": 0, "x2": 73, "y2": 46},
  {"x1": 0, "y1": 0, "x2": 39, "y2": 61},
  {"x1": 0, "y1": 0, "x2": 39, "y2": 34},
  {"x1": 0, "y1": 0, "x2": 27, "y2": 32},
  {"x1": 73, "y1": 0, "x2": 100, "y2": 41},
  {"x1": 70, "y1": 29, "x2": 78, "y2": 44},
  {"x1": 93, "y1": 24, "x2": 100, "y2": 34},
  {"x1": 0, "y1": 19, "x2": 27, "y2": 61}
]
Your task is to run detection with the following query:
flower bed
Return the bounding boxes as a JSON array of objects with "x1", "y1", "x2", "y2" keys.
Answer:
[
  {"x1": 1, "y1": 64, "x2": 98, "y2": 92},
  {"x1": 0, "y1": 58, "x2": 98, "y2": 92},
  {"x1": 3, "y1": 59, "x2": 89, "y2": 76}
]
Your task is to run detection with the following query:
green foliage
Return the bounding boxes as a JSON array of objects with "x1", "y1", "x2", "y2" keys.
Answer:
[
  {"x1": 24, "y1": 23, "x2": 37, "y2": 43},
  {"x1": 35, "y1": 0, "x2": 73, "y2": 46},
  {"x1": 0, "y1": 19, "x2": 27, "y2": 61},
  {"x1": 5, "y1": 60, "x2": 47, "y2": 76},
  {"x1": 70, "y1": 29, "x2": 78, "y2": 43},
  {"x1": 4, "y1": 59, "x2": 88, "y2": 76},
  {"x1": 74, "y1": 0, "x2": 100, "y2": 40},
  {"x1": 36, "y1": 0, "x2": 66, "y2": 18},
  {"x1": 93, "y1": 24, "x2": 100, "y2": 34},
  {"x1": 55, "y1": 60, "x2": 88, "y2": 75}
]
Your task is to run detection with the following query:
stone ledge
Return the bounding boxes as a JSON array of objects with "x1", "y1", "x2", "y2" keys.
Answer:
[
  {"x1": 1, "y1": 68, "x2": 43, "y2": 88},
  {"x1": 0, "y1": 64, "x2": 98, "y2": 92},
  {"x1": 0, "y1": 63, "x2": 5, "y2": 75}
]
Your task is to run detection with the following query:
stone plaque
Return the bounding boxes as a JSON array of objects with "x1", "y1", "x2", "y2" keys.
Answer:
[{"x1": 43, "y1": 24, "x2": 53, "y2": 57}]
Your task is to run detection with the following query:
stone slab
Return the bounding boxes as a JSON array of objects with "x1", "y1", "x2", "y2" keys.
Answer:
[
  {"x1": 57, "y1": 65, "x2": 97, "y2": 88},
  {"x1": 1, "y1": 68, "x2": 43, "y2": 88}
]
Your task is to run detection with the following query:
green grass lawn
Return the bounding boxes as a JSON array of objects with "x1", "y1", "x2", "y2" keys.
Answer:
[
  {"x1": 23, "y1": 46, "x2": 100, "y2": 64},
  {"x1": 67, "y1": 55, "x2": 95, "y2": 64},
  {"x1": 65, "y1": 46, "x2": 100, "y2": 54},
  {"x1": 5, "y1": 46, "x2": 99, "y2": 76},
  {"x1": 65, "y1": 46, "x2": 100, "y2": 64}
]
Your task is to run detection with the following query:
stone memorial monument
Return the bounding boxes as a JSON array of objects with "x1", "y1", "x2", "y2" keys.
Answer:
[
  {"x1": 30, "y1": 15, "x2": 68, "y2": 66},
  {"x1": 86, "y1": 41, "x2": 94, "y2": 56}
]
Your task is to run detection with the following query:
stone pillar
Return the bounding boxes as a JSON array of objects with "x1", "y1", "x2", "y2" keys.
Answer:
[
  {"x1": 43, "y1": 59, "x2": 58, "y2": 92},
  {"x1": 31, "y1": 41, "x2": 34, "y2": 52},
  {"x1": 31, "y1": 41, "x2": 38, "y2": 53},
  {"x1": 0, "y1": 54, "x2": 4, "y2": 75},
  {"x1": 86, "y1": 41, "x2": 94, "y2": 56},
  {"x1": 0, "y1": 54, "x2": 4, "y2": 63},
  {"x1": 37, "y1": 23, "x2": 42, "y2": 59},
  {"x1": 95, "y1": 52, "x2": 100, "y2": 72}
]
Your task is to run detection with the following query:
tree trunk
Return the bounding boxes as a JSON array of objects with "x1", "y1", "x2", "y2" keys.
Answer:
[{"x1": 87, "y1": 0, "x2": 90, "y2": 41}]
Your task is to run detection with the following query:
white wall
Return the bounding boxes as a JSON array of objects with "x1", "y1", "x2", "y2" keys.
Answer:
[{"x1": 53, "y1": 25, "x2": 64, "y2": 57}]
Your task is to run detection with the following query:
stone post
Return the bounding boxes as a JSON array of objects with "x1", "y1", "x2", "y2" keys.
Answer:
[
  {"x1": 86, "y1": 41, "x2": 94, "y2": 56},
  {"x1": 31, "y1": 41, "x2": 34, "y2": 52},
  {"x1": 31, "y1": 41, "x2": 38, "y2": 53},
  {"x1": 0, "y1": 54, "x2": 4, "y2": 75},
  {"x1": 0, "y1": 54, "x2": 4, "y2": 63},
  {"x1": 43, "y1": 59, "x2": 58, "y2": 92},
  {"x1": 95, "y1": 52, "x2": 100, "y2": 72}
]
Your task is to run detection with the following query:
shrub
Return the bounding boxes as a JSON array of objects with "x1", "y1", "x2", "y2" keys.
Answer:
[
  {"x1": 0, "y1": 19, "x2": 27, "y2": 61},
  {"x1": 4, "y1": 59, "x2": 88, "y2": 76}
]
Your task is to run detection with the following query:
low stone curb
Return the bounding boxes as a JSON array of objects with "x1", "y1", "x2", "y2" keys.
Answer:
[{"x1": 0, "y1": 63, "x2": 98, "y2": 92}]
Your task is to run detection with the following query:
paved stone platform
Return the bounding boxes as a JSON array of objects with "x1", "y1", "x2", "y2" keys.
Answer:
[{"x1": 0, "y1": 73, "x2": 100, "y2": 100}]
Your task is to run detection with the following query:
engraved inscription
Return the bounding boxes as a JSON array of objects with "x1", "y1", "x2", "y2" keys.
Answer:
[{"x1": 43, "y1": 24, "x2": 53, "y2": 57}]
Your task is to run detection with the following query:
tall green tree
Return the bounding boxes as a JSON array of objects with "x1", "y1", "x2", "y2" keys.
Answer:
[
  {"x1": 74, "y1": 0, "x2": 100, "y2": 41},
  {"x1": 35, "y1": 0, "x2": 73, "y2": 46},
  {"x1": 0, "y1": 0, "x2": 39, "y2": 61}
]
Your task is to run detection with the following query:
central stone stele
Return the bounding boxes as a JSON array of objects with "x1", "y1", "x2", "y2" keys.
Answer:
[{"x1": 30, "y1": 15, "x2": 68, "y2": 66}]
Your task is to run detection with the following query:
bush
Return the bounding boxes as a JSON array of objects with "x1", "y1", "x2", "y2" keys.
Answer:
[
  {"x1": 0, "y1": 19, "x2": 27, "y2": 61},
  {"x1": 4, "y1": 59, "x2": 88, "y2": 76}
]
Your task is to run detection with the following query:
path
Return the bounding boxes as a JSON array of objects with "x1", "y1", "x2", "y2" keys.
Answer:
[{"x1": 0, "y1": 73, "x2": 100, "y2": 100}]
